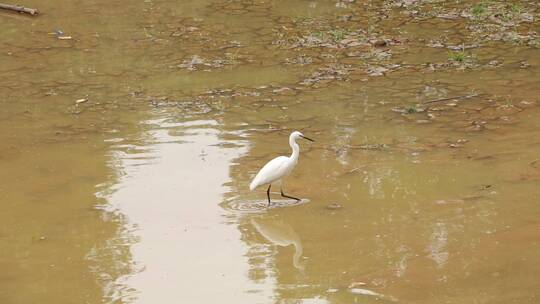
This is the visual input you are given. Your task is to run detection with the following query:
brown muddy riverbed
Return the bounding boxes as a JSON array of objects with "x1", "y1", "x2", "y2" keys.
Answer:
[{"x1": 1, "y1": 0, "x2": 540, "y2": 303}]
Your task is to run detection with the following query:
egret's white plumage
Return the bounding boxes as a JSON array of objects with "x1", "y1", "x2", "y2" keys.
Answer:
[
  {"x1": 249, "y1": 131, "x2": 314, "y2": 205},
  {"x1": 249, "y1": 156, "x2": 291, "y2": 191}
]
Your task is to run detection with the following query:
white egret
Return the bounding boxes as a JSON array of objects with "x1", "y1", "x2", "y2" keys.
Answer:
[{"x1": 249, "y1": 131, "x2": 314, "y2": 206}]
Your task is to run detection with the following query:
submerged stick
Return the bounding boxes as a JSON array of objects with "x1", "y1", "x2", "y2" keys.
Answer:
[
  {"x1": 0, "y1": 3, "x2": 39, "y2": 15},
  {"x1": 424, "y1": 93, "x2": 479, "y2": 104}
]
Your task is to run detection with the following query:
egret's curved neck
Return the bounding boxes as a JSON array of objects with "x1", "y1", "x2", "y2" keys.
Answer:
[{"x1": 289, "y1": 136, "x2": 299, "y2": 161}]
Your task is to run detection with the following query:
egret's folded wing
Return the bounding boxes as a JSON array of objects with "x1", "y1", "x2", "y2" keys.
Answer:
[{"x1": 250, "y1": 156, "x2": 289, "y2": 190}]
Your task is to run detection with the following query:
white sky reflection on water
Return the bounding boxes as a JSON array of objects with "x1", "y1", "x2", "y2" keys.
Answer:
[{"x1": 101, "y1": 117, "x2": 273, "y2": 303}]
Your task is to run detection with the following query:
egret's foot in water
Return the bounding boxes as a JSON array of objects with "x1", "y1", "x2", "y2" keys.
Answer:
[
  {"x1": 265, "y1": 198, "x2": 309, "y2": 209},
  {"x1": 280, "y1": 189, "x2": 301, "y2": 202}
]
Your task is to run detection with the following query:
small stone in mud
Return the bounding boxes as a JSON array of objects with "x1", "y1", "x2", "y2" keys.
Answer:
[
  {"x1": 520, "y1": 61, "x2": 531, "y2": 68},
  {"x1": 348, "y1": 282, "x2": 367, "y2": 288},
  {"x1": 272, "y1": 87, "x2": 293, "y2": 94},
  {"x1": 519, "y1": 100, "x2": 536, "y2": 107},
  {"x1": 326, "y1": 203, "x2": 342, "y2": 210},
  {"x1": 327, "y1": 288, "x2": 339, "y2": 293},
  {"x1": 371, "y1": 40, "x2": 387, "y2": 47},
  {"x1": 435, "y1": 199, "x2": 464, "y2": 205},
  {"x1": 367, "y1": 66, "x2": 388, "y2": 76}
]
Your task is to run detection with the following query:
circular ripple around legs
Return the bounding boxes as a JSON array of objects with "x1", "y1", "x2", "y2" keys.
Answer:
[{"x1": 223, "y1": 198, "x2": 310, "y2": 213}]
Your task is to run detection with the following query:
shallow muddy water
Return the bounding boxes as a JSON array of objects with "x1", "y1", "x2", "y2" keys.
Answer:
[{"x1": 1, "y1": 0, "x2": 540, "y2": 303}]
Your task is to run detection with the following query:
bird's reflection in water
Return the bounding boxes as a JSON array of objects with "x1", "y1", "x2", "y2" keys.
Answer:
[{"x1": 251, "y1": 216, "x2": 305, "y2": 271}]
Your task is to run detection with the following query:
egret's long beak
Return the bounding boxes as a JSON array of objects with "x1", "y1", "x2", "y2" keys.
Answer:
[{"x1": 300, "y1": 135, "x2": 314, "y2": 142}]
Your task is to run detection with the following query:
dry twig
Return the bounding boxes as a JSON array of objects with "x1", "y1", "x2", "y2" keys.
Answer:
[
  {"x1": 0, "y1": 3, "x2": 38, "y2": 15},
  {"x1": 424, "y1": 93, "x2": 479, "y2": 104}
]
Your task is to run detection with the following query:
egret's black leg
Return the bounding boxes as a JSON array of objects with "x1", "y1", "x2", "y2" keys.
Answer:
[
  {"x1": 267, "y1": 184, "x2": 272, "y2": 206},
  {"x1": 281, "y1": 188, "x2": 301, "y2": 202}
]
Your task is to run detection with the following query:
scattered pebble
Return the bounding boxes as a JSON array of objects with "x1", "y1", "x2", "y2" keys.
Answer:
[
  {"x1": 326, "y1": 203, "x2": 342, "y2": 210},
  {"x1": 348, "y1": 282, "x2": 367, "y2": 288},
  {"x1": 371, "y1": 39, "x2": 387, "y2": 47},
  {"x1": 326, "y1": 288, "x2": 339, "y2": 293},
  {"x1": 349, "y1": 288, "x2": 381, "y2": 296}
]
